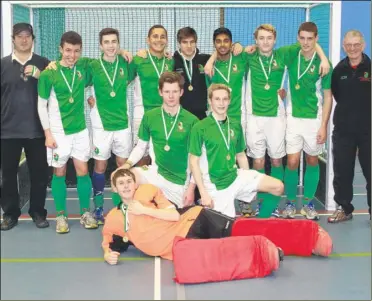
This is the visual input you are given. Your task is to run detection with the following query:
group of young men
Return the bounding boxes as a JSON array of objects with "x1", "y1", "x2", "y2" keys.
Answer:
[
  {"x1": 1, "y1": 20, "x2": 370, "y2": 236},
  {"x1": 36, "y1": 20, "x2": 333, "y2": 234}
]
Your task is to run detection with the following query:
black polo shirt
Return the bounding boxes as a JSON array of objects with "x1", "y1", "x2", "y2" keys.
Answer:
[
  {"x1": 1, "y1": 53, "x2": 50, "y2": 139},
  {"x1": 173, "y1": 49, "x2": 210, "y2": 120},
  {"x1": 331, "y1": 53, "x2": 371, "y2": 133}
]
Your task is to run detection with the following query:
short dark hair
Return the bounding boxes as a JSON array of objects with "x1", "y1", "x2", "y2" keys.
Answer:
[
  {"x1": 213, "y1": 27, "x2": 232, "y2": 42},
  {"x1": 12, "y1": 22, "x2": 35, "y2": 40},
  {"x1": 148, "y1": 25, "x2": 168, "y2": 38},
  {"x1": 177, "y1": 27, "x2": 198, "y2": 43},
  {"x1": 60, "y1": 31, "x2": 82, "y2": 48},
  {"x1": 99, "y1": 28, "x2": 120, "y2": 45},
  {"x1": 112, "y1": 169, "x2": 136, "y2": 187},
  {"x1": 298, "y1": 22, "x2": 318, "y2": 37},
  {"x1": 159, "y1": 71, "x2": 184, "y2": 91}
]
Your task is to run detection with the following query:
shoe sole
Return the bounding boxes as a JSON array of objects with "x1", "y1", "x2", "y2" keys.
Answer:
[
  {"x1": 0, "y1": 222, "x2": 18, "y2": 231},
  {"x1": 56, "y1": 228, "x2": 70, "y2": 234},
  {"x1": 282, "y1": 214, "x2": 296, "y2": 219},
  {"x1": 82, "y1": 224, "x2": 99, "y2": 229},
  {"x1": 327, "y1": 216, "x2": 353, "y2": 223},
  {"x1": 300, "y1": 210, "x2": 320, "y2": 220}
]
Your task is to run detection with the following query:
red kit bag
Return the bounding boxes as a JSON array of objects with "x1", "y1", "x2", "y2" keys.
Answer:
[
  {"x1": 172, "y1": 235, "x2": 280, "y2": 284},
  {"x1": 231, "y1": 218, "x2": 332, "y2": 257}
]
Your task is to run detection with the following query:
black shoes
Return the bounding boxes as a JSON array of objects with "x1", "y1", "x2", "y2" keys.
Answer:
[
  {"x1": 1, "y1": 214, "x2": 49, "y2": 230},
  {"x1": 278, "y1": 247, "x2": 284, "y2": 262},
  {"x1": 0, "y1": 216, "x2": 18, "y2": 231},
  {"x1": 32, "y1": 214, "x2": 49, "y2": 228}
]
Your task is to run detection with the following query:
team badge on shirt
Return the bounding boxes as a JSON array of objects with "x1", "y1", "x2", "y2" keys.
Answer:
[
  {"x1": 230, "y1": 129, "x2": 235, "y2": 137},
  {"x1": 53, "y1": 153, "x2": 59, "y2": 161},
  {"x1": 165, "y1": 64, "x2": 169, "y2": 71},
  {"x1": 364, "y1": 72, "x2": 369, "y2": 78},
  {"x1": 119, "y1": 68, "x2": 124, "y2": 77},
  {"x1": 272, "y1": 59, "x2": 278, "y2": 68},
  {"x1": 198, "y1": 64, "x2": 204, "y2": 73},
  {"x1": 310, "y1": 65, "x2": 316, "y2": 74},
  {"x1": 94, "y1": 147, "x2": 100, "y2": 155},
  {"x1": 232, "y1": 64, "x2": 238, "y2": 72},
  {"x1": 77, "y1": 70, "x2": 82, "y2": 79},
  {"x1": 177, "y1": 121, "x2": 184, "y2": 131}
]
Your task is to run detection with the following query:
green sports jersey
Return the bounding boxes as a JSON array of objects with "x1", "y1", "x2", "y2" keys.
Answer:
[
  {"x1": 246, "y1": 44, "x2": 301, "y2": 117},
  {"x1": 38, "y1": 60, "x2": 89, "y2": 135},
  {"x1": 87, "y1": 54, "x2": 131, "y2": 131},
  {"x1": 130, "y1": 54, "x2": 174, "y2": 112},
  {"x1": 189, "y1": 114, "x2": 246, "y2": 190},
  {"x1": 286, "y1": 50, "x2": 333, "y2": 118},
  {"x1": 138, "y1": 106, "x2": 199, "y2": 185},
  {"x1": 206, "y1": 53, "x2": 249, "y2": 121}
]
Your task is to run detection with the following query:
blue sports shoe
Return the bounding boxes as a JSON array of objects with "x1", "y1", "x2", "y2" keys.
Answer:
[{"x1": 93, "y1": 206, "x2": 105, "y2": 225}]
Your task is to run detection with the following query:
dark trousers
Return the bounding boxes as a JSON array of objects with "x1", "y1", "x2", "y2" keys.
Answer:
[
  {"x1": 332, "y1": 129, "x2": 371, "y2": 215},
  {"x1": 186, "y1": 208, "x2": 235, "y2": 239},
  {"x1": 1, "y1": 138, "x2": 48, "y2": 219}
]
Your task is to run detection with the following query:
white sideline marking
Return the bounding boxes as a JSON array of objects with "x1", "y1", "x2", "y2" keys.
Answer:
[
  {"x1": 176, "y1": 283, "x2": 186, "y2": 300},
  {"x1": 154, "y1": 257, "x2": 161, "y2": 300}
]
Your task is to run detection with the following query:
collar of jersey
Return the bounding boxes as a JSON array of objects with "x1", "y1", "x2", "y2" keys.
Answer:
[
  {"x1": 148, "y1": 51, "x2": 165, "y2": 61},
  {"x1": 100, "y1": 52, "x2": 118, "y2": 65},
  {"x1": 162, "y1": 107, "x2": 179, "y2": 119},
  {"x1": 57, "y1": 61, "x2": 76, "y2": 70}
]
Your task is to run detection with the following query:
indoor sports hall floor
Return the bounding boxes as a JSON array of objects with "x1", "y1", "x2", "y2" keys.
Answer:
[{"x1": 1, "y1": 160, "x2": 371, "y2": 300}]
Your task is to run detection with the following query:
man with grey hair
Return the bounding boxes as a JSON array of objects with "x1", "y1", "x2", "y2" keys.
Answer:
[{"x1": 329, "y1": 30, "x2": 371, "y2": 222}]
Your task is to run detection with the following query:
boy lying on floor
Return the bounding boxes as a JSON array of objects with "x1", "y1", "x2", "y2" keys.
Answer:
[{"x1": 102, "y1": 169, "x2": 332, "y2": 266}]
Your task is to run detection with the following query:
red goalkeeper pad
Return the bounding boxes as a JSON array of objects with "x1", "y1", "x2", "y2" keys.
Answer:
[
  {"x1": 172, "y1": 235, "x2": 280, "y2": 284},
  {"x1": 231, "y1": 218, "x2": 332, "y2": 257}
]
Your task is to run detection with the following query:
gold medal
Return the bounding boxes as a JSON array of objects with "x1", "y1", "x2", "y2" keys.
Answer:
[
  {"x1": 264, "y1": 83, "x2": 270, "y2": 90},
  {"x1": 110, "y1": 91, "x2": 116, "y2": 97},
  {"x1": 122, "y1": 236, "x2": 129, "y2": 243},
  {"x1": 188, "y1": 85, "x2": 193, "y2": 91},
  {"x1": 69, "y1": 97, "x2": 74, "y2": 103},
  {"x1": 226, "y1": 154, "x2": 231, "y2": 161},
  {"x1": 295, "y1": 83, "x2": 300, "y2": 90},
  {"x1": 164, "y1": 145, "x2": 170, "y2": 151}
]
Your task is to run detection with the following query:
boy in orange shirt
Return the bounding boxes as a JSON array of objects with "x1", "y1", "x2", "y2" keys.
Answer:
[
  {"x1": 102, "y1": 169, "x2": 331, "y2": 265},
  {"x1": 103, "y1": 168, "x2": 242, "y2": 264}
]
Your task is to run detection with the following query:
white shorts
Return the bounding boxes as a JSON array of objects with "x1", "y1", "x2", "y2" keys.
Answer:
[
  {"x1": 132, "y1": 165, "x2": 186, "y2": 208},
  {"x1": 132, "y1": 106, "x2": 149, "y2": 157},
  {"x1": 47, "y1": 128, "x2": 91, "y2": 168},
  {"x1": 92, "y1": 128, "x2": 132, "y2": 160},
  {"x1": 205, "y1": 169, "x2": 264, "y2": 218},
  {"x1": 286, "y1": 115, "x2": 324, "y2": 156},
  {"x1": 246, "y1": 115, "x2": 286, "y2": 159}
]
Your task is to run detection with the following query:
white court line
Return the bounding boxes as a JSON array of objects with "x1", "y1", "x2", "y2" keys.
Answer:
[
  {"x1": 3, "y1": 212, "x2": 370, "y2": 222},
  {"x1": 176, "y1": 283, "x2": 186, "y2": 300},
  {"x1": 154, "y1": 257, "x2": 161, "y2": 300}
]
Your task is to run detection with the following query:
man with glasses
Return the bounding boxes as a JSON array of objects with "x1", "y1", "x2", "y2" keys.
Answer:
[
  {"x1": 329, "y1": 30, "x2": 371, "y2": 222},
  {"x1": 1, "y1": 23, "x2": 50, "y2": 230}
]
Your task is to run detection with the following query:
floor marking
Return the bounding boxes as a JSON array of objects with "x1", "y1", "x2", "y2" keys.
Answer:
[
  {"x1": 154, "y1": 257, "x2": 161, "y2": 300},
  {"x1": 2, "y1": 211, "x2": 370, "y2": 222},
  {"x1": 0, "y1": 257, "x2": 151, "y2": 263},
  {"x1": 45, "y1": 197, "x2": 113, "y2": 201},
  {"x1": 329, "y1": 252, "x2": 371, "y2": 258},
  {"x1": 176, "y1": 283, "x2": 186, "y2": 300},
  {"x1": 1, "y1": 253, "x2": 369, "y2": 264}
]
